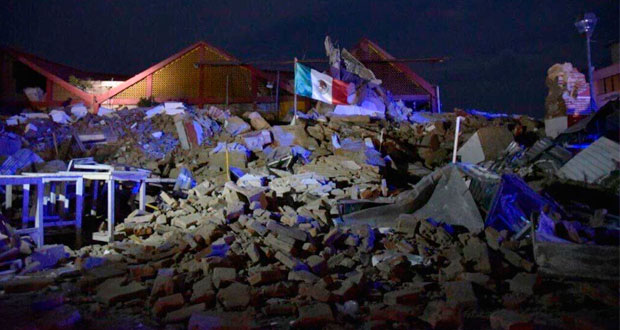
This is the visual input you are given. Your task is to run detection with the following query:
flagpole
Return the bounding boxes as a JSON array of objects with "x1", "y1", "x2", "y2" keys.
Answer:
[{"x1": 293, "y1": 57, "x2": 298, "y2": 123}]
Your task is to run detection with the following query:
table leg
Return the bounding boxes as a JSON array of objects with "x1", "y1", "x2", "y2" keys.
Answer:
[
  {"x1": 22, "y1": 184, "x2": 30, "y2": 229},
  {"x1": 107, "y1": 179, "x2": 115, "y2": 243},
  {"x1": 5, "y1": 185, "x2": 12, "y2": 209},
  {"x1": 35, "y1": 183, "x2": 44, "y2": 247},
  {"x1": 139, "y1": 180, "x2": 146, "y2": 211}
]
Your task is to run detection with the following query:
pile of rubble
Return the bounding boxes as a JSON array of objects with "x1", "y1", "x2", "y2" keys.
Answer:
[
  {"x1": 0, "y1": 36, "x2": 618, "y2": 327},
  {"x1": 0, "y1": 99, "x2": 618, "y2": 329}
]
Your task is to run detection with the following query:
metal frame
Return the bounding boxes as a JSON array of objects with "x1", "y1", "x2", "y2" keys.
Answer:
[
  {"x1": 1, "y1": 169, "x2": 149, "y2": 246},
  {"x1": 20, "y1": 174, "x2": 85, "y2": 231},
  {"x1": 0, "y1": 176, "x2": 43, "y2": 247},
  {"x1": 55, "y1": 170, "x2": 148, "y2": 243}
]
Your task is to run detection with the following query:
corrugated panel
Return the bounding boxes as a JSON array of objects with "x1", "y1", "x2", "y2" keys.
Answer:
[
  {"x1": 558, "y1": 137, "x2": 620, "y2": 182},
  {"x1": 524, "y1": 138, "x2": 554, "y2": 161},
  {"x1": 152, "y1": 47, "x2": 201, "y2": 99},
  {"x1": 113, "y1": 79, "x2": 146, "y2": 99}
]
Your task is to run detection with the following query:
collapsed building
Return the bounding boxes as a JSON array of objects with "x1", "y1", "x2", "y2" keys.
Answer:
[{"x1": 0, "y1": 37, "x2": 618, "y2": 329}]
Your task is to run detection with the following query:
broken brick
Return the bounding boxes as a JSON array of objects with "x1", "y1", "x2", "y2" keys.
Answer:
[{"x1": 153, "y1": 293, "x2": 184, "y2": 316}]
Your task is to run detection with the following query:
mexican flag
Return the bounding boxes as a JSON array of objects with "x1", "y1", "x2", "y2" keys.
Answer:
[{"x1": 294, "y1": 63, "x2": 349, "y2": 105}]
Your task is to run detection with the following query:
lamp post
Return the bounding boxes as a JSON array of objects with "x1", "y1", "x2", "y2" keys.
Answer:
[{"x1": 575, "y1": 12, "x2": 598, "y2": 112}]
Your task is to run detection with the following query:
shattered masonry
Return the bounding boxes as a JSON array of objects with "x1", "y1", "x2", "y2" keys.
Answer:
[{"x1": 0, "y1": 39, "x2": 618, "y2": 329}]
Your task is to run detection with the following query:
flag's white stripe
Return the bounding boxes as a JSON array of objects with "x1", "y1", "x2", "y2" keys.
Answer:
[{"x1": 310, "y1": 69, "x2": 333, "y2": 104}]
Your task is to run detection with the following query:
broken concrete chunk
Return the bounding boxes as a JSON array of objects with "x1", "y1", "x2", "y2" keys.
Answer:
[
  {"x1": 160, "y1": 191, "x2": 178, "y2": 207},
  {"x1": 266, "y1": 220, "x2": 307, "y2": 241},
  {"x1": 164, "y1": 303, "x2": 205, "y2": 323},
  {"x1": 153, "y1": 293, "x2": 184, "y2": 316},
  {"x1": 190, "y1": 276, "x2": 215, "y2": 305},
  {"x1": 212, "y1": 267, "x2": 237, "y2": 288},
  {"x1": 295, "y1": 303, "x2": 335, "y2": 327},
  {"x1": 489, "y1": 309, "x2": 532, "y2": 330},
  {"x1": 217, "y1": 282, "x2": 251, "y2": 310},
  {"x1": 172, "y1": 213, "x2": 201, "y2": 229},
  {"x1": 247, "y1": 111, "x2": 271, "y2": 130},
  {"x1": 442, "y1": 281, "x2": 477, "y2": 309},
  {"x1": 508, "y1": 273, "x2": 538, "y2": 296},
  {"x1": 248, "y1": 269, "x2": 285, "y2": 286},
  {"x1": 383, "y1": 286, "x2": 425, "y2": 306},
  {"x1": 225, "y1": 116, "x2": 251, "y2": 136},
  {"x1": 96, "y1": 278, "x2": 148, "y2": 305}
]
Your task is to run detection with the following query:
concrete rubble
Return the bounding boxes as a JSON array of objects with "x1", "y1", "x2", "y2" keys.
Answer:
[{"x1": 0, "y1": 54, "x2": 618, "y2": 329}]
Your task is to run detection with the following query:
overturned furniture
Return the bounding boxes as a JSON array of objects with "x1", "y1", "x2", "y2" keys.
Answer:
[{"x1": 0, "y1": 174, "x2": 84, "y2": 247}]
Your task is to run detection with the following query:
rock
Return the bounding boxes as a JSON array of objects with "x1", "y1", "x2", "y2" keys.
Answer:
[
  {"x1": 463, "y1": 237, "x2": 492, "y2": 274},
  {"x1": 489, "y1": 309, "x2": 532, "y2": 330},
  {"x1": 443, "y1": 281, "x2": 477, "y2": 309},
  {"x1": 160, "y1": 191, "x2": 178, "y2": 207},
  {"x1": 508, "y1": 273, "x2": 538, "y2": 296},
  {"x1": 383, "y1": 286, "x2": 425, "y2": 306},
  {"x1": 217, "y1": 282, "x2": 251, "y2": 310},
  {"x1": 188, "y1": 311, "x2": 253, "y2": 330},
  {"x1": 295, "y1": 303, "x2": 335, "y2": 327},
  {"x1": 28, "y1": 244, "x2": 68, "y2": 270},
  {"x1": 421, "y1": 300, "x2": 463, "y2": 329},
  {"x1": 306, "y1": 255, "x2": 327, "y2": 275},
  {"x1": 226, "y1": 181, "x2": 268, "y2": 210},
  {"x1": 225, "y1": 116, "x2": 251, "y2": 135},
  {"x1": 288, "y1": 270, "x2": 320, "y2": 284},
  {"x1": 96, "y1": 278, "x2": 148, "y2": 305},
  {"x1": 212, "y1": 267, "x2": 237, "y2": 288},
  {"x1": 248, "y1": 269, "x2": 285, "y2": 286},
  {"x1": 152, "y1": 272, "x2": 175, "y2": 297},
  {"x1": 275, "y1": 251, "x2": 305, "y2": 270},
  {"x1": 442, "y1": 260, "x2": 465, "y2": 281},
  {"x1": 500, "y1": 248, "x2": 534, "y2": 272},
  {"x1": 2, "y1": 277, "x2": 54, "y2": 293},
  {"x1": 271, "y1": 125, "x2": 318, "y2": 149},
  {"x1": 172, "y1": 213, "x2": 201, "y2": 229},
  {"x1": 125, "y1": 213, "x2": 155, "y2": 224},
  {"x1": 153, "y1": 293, "x2": 184, "y2": 316},
  {"x1": 266, "y1": 220, "x2": 307, "y2": 241},
  {"x1": 190, "y1": 276, "x2": 216, "y2": 305},
  {"x1": 247, "y1": 111, "x2": 271, "y2": 130},
  {"x1": 164, "y1": 303, "x2": 205, "y2": 323}
]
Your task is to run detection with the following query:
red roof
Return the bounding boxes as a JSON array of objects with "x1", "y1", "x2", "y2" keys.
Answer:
[
  {"x1": 1, "y1": 47, "x2": 129, "y2": 81},
  {"x1": 350, "y1": 38, "x2": 435, "y2": 98}
]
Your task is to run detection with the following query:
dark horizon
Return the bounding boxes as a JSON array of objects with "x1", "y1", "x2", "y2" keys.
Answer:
[{"x1": 2, "y1": 0, "x2": 618, "y2": 116}]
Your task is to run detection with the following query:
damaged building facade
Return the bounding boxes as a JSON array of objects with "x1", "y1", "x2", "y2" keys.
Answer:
[
  {"x1": 0, "y1": 34, "x2": 618, "y2": 329},
  {"x1": 1, "y1": 42, "x2": 305, "y2": 118},
  {"x1": 1, "y1": 38, "x2": 441, "y2": 118}
]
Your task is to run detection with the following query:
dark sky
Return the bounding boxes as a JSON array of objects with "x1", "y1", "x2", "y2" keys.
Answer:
[{"x1": 2, "y1": 0, "x2": 618, "y2": 116}]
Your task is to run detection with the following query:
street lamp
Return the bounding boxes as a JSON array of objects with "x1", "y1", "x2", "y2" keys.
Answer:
[{"x1": 575, "y1": 12, "x2": 598, "y2": 112}]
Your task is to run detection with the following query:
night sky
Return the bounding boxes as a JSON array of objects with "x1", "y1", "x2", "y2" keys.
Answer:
[{"x1": 2, "y1": 0, "x2": 618, "y2": 117}]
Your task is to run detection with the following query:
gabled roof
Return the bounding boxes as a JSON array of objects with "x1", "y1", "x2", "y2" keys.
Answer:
[
  {"x1": 1, "y1": 47, "x2": 128, "y2": 81},
  {"x1": 97, "y1": 41, "x2": 293, "y2": 103},
  {"x1": 1, "y1": 47, "x2": 98, "y2": 104},
  {"x1": 350, "y1": 38, "x2": 435, "y2": 98}
]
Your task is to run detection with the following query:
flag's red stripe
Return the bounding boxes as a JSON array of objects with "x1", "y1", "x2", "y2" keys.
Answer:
[{"x1": 332, "y1": 79, "x2": 349, "y2": 105}]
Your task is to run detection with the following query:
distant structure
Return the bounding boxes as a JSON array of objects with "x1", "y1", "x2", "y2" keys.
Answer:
[
  {"x1": 1, "y1": 39, "x2": 439, "y2": 115},
  {"x1": 593, "y1": 41, "x2": 620, "y2": 107},
  {"x1": 350, "y1": 38, "x2": 439, "y2": 112},
  {"x1": 0, "y1": 47, "x2": 127, "y2": 109},
  {"x1": 0, "y1": 41, "x2": 299, "y2": 116}
]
